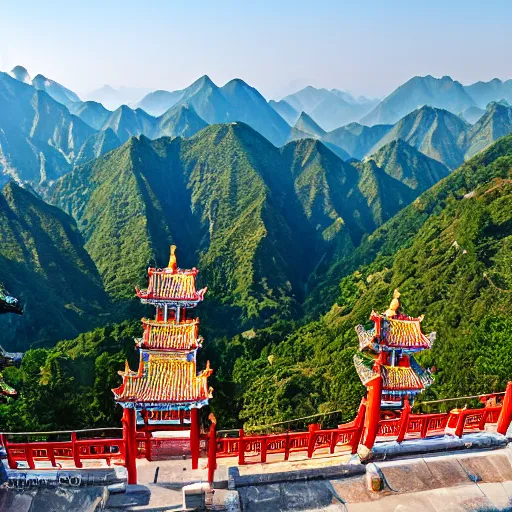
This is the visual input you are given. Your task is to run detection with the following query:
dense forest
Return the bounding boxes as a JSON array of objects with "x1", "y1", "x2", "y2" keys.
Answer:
[{"x1": 2, "y1": 133, "x2": 512, "y2": 432}]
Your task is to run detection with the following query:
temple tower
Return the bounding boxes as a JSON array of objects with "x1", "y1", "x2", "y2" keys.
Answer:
[
  {"x1": 354, "y1": 289, "x2": 435, "y2": 447},
  {"x1": 113, "y1": 246, "x2": 213, "y2": 481}
]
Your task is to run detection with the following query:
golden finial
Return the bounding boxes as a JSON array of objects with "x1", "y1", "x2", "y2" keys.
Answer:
[
  {"x1": 168, "y1": 245, "x2": 177, "y2": 272},
  {"x1": 384, "y1": 289, "x2": 401, "y2": 317}
]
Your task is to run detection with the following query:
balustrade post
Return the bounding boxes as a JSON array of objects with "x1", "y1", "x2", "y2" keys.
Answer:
[
  {"x1": 261, "y1": 437, "x2": 267, "y2": 463},
  {"x1": 284, "y1": 432, "x2": 290, "y2": 461},
  {"x1": 25, "y1": 445, "x2": 35, "y2": 470},
  {"x1": 454, "y1": 409, "x2": 466, "y2": 438},
  {"x1": 307, "y1": 423, "x2": 320, "y2": 458},
  {"x1": 497, "y1": 381, "x2": 512, "y2": 435},
  {"x1": 396, "y1": 398, "x2": 411, "y2": 443},
  {"x1": 207, "y1": 422, "x2": 217, "y2": 484},
  {"x1": 71, "y1": 432, "x2": 83, "y2": 469},
  {"x1": 238, "y1": 429, "x2": 245, "y2": 465},
  {"x1": 0, "y1": 434, "x2": 16, "y2": 469}
]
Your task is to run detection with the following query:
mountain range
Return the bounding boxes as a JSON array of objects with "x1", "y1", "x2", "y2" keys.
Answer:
[
  {"x1": 48, "y1": 123, "x2": 446, "y2": 330},
  {"x1": 4, "y1": 66, "x2": 512, "y2": 194}
]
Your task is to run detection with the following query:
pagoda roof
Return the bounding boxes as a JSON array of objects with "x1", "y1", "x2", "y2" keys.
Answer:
[
  {"x1": 140, "y1": 318, "x2": 201, "y2": 351},
  {"x1": 136, "y1": 267, "x2": 207, "y2": 304},
  {"x1": 353, "y1": 354, "x2": 434, "y2": 391},
  {"x1": 136, "y1": 245, "x2": 207, "y2": 304},
  {"x1": 112, "y1": 350, "x2": 212, "y2": 407},
  {"x1": 381, "y1": 365, "x2": 424, "y2": 391},
  {"x1": 357, "y1": 314, "x2": 435, "y2": 352}
]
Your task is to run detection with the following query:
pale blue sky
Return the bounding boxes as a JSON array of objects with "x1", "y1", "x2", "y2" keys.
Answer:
[{"x1": 1, "y1": 0, "x2": 510, "y2": 99}]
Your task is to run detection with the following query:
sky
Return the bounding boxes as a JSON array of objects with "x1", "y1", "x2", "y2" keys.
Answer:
[{"x1": 1, "y1": 0, "x2": 511, "y2": 100}]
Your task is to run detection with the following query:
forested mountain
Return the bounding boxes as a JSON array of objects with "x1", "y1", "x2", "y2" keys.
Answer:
[
  {"x1": 230, "y1": 132, "x2": 512, "y2": 427},
  {"x1": 7, "y1": 130, "x2": 512, "y2": 432},
  {"x1": 50, "y1": 124, "x2": 428, "y2": 331},
  {"x1": 465, "y1": 102, "x2": 512, "y2": 159},
  {"x1": 0, "y1": 182, "x2": 110, "y2": 350},
  {"x1": 368, "y1": 106, "x2": 469, "y2": 169},
  {"x1": 366, "y1": 139, "x2": 450, "y2": 192}
]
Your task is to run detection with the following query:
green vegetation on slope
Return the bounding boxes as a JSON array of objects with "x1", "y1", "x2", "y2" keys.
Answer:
[
  {"x1": 0, "y1": 182, "x2": 110, "y2": 349},
  {"x1": 51, "y1": 124, "x2": 426, "y2": 334}
]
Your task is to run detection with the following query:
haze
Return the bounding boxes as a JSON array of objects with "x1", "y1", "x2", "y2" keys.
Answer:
[{"x1": 1, "y1": 0, "x2": 511, "y2": 99}]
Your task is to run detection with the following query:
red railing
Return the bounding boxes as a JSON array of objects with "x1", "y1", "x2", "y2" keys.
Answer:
[
  {"x1": 0, "y1": 429, "x2": 125, "y2": 470},
  {"x1": 375, "y1": 397, "x2": 506, "y2": 443},
  {"x1": 215, "y1": 402, "x2": 366, "y2": 465}
]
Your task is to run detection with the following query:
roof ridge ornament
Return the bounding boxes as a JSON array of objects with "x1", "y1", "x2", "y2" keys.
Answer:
[
  {"x1": 168, "y1": 244, "x2": 177, "y2": 272},
  {"x1": 384, "y1": 288, "x2": 401, "y2": 318}
]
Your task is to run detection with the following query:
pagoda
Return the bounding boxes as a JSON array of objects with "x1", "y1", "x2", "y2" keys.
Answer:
[
  {"x1": 113, "y1": 246, "x2": 213, "y2": 480},
  {"x1": 0, "y1": 286, "x2": 23, "y2": 398},
  {"x1": 353, "y1": 289, "x2": 435, "y2": 447}
]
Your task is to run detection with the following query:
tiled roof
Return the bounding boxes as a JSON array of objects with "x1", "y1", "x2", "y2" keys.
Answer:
[
  {"x1": 381, "y1": 365, "x2": 424, "y2": 391},
  {"x1": 384, "y1": 318, "x2": 434, "y2": 349},
  {"x1": 141, "y1": 318, "x2": 200, "y2": 350},
  {"x1": 136, "y1": 268, "x2": 206, "y2": 302},
  {"x1": 113, "y1": 351, "x2": 212, "y2": 404}
]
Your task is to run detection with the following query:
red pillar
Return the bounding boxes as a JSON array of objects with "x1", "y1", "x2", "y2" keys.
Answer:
[
  {"x1": 123, "y1": 408, "x2": 138, "y2": 484},
  {"x1": 207, "y1": 422, "x2": 217, "y2": 484},
  {"x1": 497, "y1": 381, "x2": 512, "y2": 435},
  {"x1": 190, "y1": 408, "x2": 200, "y2": 470},
  {"x1": 362, "y1": 375, "x2": 383, "y2": 449}
]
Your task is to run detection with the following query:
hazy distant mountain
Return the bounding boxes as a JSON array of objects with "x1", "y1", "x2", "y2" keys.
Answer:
[
  {"x1": 102, "y1": 105, "x2": 157, "y2": 143},
  {"x1": 367, "y1": 138, "x2": 450, "y2": 192},
  {"x1": 85, "y1": 84, "x2": 151, "y2": 111},
  {"x1": 0, "y1": 72, "x2": 95, "y2": 189},
  {"x1": 464, "y1": 78, "x2": 512, "y2": 109},
  {"x1": 68, "y1": 100, "x2": 111, "y2": 130},
  {"x1": 368, "y1": 106, "x2": 469, "y2": 169},
  {"x1": 288, "y1": 111, "x2": 326, "y2": 142},
  {"x1": 460, "y1": 106, "x2": 485, "y2": 125},
  {"x1": 156, "y1": 104, "x2": 208, "y2": 138},
  {"x1": 466, "y1": 102, "x2": 512, "y2": 159},
  {"x1": 138, "y1": 75, "x2": 291, "y2": 145},
  {"x1": 362, "y1": 75, "x2": 475, "y2": 126},
  {"x1": 74, "y1": 128, "x2": 121, "y2": 165},
  {"x1": 31, "y1": 73, "x2": 81, "y2": 107},
  {"x1": 323, "y1": 123, "x2": 393, "y2": 160},
  {"x1": 134, "y1": 89, "x2": 184, "y2": 116},
  {"x1": 9, "y1": 65, "x2": 30, "y2": 84},
  {"x1": 283, "y1": 86, "x2": 377, "y2": 130},
  {"x1": 269, "y1": 99, "x2": 299, "y2": 125}
]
